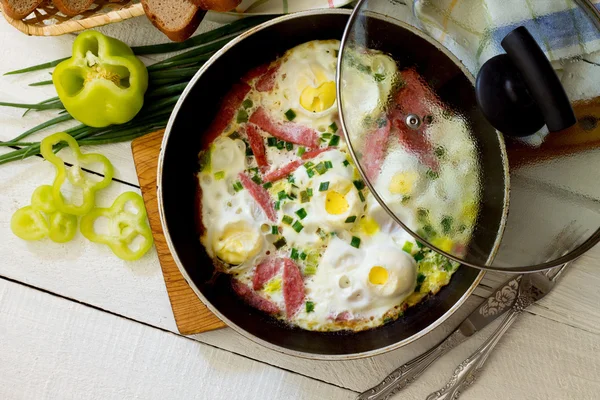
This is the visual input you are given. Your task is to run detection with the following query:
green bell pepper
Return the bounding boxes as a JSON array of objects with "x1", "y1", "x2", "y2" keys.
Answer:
[
  {"x1": 11, "y1": 185, "x2": 77, "y2": 243},
  {"x1": 80, "y1": 192, "x2": 153, "y2": 261},
  {"x1": 52, "y1": 30, "x2": 148, "y2": 128},
  {"x1": 41, "y1": 132, "x2": 114, "y2": 216}
]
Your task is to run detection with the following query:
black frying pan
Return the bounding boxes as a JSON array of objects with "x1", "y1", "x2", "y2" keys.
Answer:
[{"x1": 158, "y1": 9, "x2": 500, "y2": 359}]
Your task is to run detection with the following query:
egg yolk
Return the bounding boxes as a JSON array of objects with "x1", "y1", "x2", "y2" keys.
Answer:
[
  {"x1": 325, "y1": 191, "x2": 349, "y2": 215},
  {"x1": 358, "y1": 216, "x2": 379, "y2": 235},
  {"x1": 369, "y1": 266, "x2": 389, "y2": 285},
  {"x1": 431, "y1": 236, "x2": 453, "y2": 253},
  {"x1": 213, "y1": 222, "x2": 261, "y2": 265},
  {"x1": 300, "y1": 81, "x2": 336, "y2": 113},
  {"x1": 389, "y1": 171, "x2": 418, "y2": 195}
]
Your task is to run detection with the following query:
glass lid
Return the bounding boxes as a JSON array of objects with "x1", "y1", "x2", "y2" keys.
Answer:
[{"x1": 337, "y1": 0, "x2": 600, "y2": 272}]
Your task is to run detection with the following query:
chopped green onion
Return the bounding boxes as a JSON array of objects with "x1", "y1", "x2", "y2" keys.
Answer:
[
  {"x1": 297, "y1": 146, "x2": 306, "y2": 157},
  {"x1": 353, "y1": 180, "x2": 365, "y2": 190},
  {"x1": 292, "y1": 221, "x2": 304, "y2": 233},
  {"x1": 287, "y1": 175, "x2": 295, "y2": 183},
  {"x1": 300, "y1": 252, "x2": 307, "y2": 260},
  {"x1": 304, "y1": 265, "x2": 317, "y2": 275},
  {"x1": 251, "y1": 174, "x2": 262, "y2": 185},
  {"x1": 285, "y1": 142, "x2": 293, "y2": 151},
  {"x1": 228, "y1": 131, "x2": 241, "y2": 140},
  {"x1": 423, "y1": 224, "x2": 436, "y2": 237},
  {"x1": 324, "y1": 160, "x2": 333, "y2": 169},
  {"x1": 306, "y1": 169, "x2": 315, "y2": 178},
  {"x1": 329, "y1": 122, "x2": 338, "y2": 133},
  {"x1": 304, "y1": 161, "x2": 314, "y2": 169},
  {"x1": 267, "y1": 137, "x2": 277, "y2": 147},
  {"x1": 417, "y1": 208, "x2": 429, "y2": 221},
  {"x1": 233, "y1": 181, "x2": 244, "y2": 192},
  {"x1": 263, "y1": 182, "x2": 273, "y2": 189},
  {"x1": 374, "y1": 73, "x2": 386, "y2": 82},
  {"x1": 343, "y1": 159, "x2": 350, "y2": 167},
  {"x1": 236, "y1": 109, "x2": 248, "y2": 123},
  {"x1": 242, "y1": 99, "x2": 253, "y2": 109},
  {"x1": 273, "y1": 237, "x2": 287, "y2": 249},
  {"x1": 300, "y1": 191, "x2": 310, "y2": 203},
  {"x1": 307, "y1": 188, "x2": 313, "y2": 197},
  {"x1": 383, "y1": 317, "x2": 393, "y2": 324},
  {"x1": 315, "y1": 162, "x2": 327, "y2": 175},
  {"x1": 284, "y1": 109, "x2": 296, "y2": 121},
  {"x1": 276, "y1": 141, "x2": 285, "y2": 150},
  {"x1": 350, "y1": 236, "x2": 361, "y2": 248},
  {"x1": 417, "y1": 273, "x2": 426, "y2": 284},
  {"x1": 282, "y1": 215, "x2": 293, "y2": 225},
  {"x1": 290, "y1": 248, "x2": 299, "y2": 260},
  {"x1": 328, "y1": 135, "x2": 340, "y2": 146},
  {"x1": 295, "y1": 208, "x2": 307, "y2": 220},
  {"x1": 413, "y1": 252, "x2": 425, "y2": 262},
  {"x1": 305, "y1": 301, "x2": 315, "y2": 313},
  {"x1": 414, "y1": 284, "x2": 422, "y2": 292},
  {"x1": 278, "y1": 190, "x2": 287, "y2": 200},
  {"x1": 416, "y1": 241, "x2": 424, "y2": 249},
  {"x1": 358, "y1": 191, "x2": 366, "y2": 202},
  {"x1": 441, "y1": 216, "x2": 453, "y2": 234},
  {"x1": 402, "y1": 241, "x2": 413, "y2": 254},
  {"x1": 271, "y1": 226, "x2": 279, "y2": 235},
  {"x1": 287, "y1": 192, "x2": 297, "y2": 200},
  {"x1": 321, "y1": 133, "x2": 332, "y2": 139},
  {"x1": 274, "y1": 201, "x2": 281, "y2": 210},
  {"x1": 426, "y1": 169, "x2": 439, "y2": 180},
  {"x1": 444, "y1": 260, "x2": 454, "y2": 272},
  {"x1": 345, "y1": 216, "x2": 357, "y2": 223},
  {"x1": 316, "y1": 228, "x2": 327, "y2": 240},
  {"x1": 319, "y1": 181, "x2": 330, "y2": 191},
  {"x1": 435, "y1": 146, "x2": 446, "y2": 158},
  {"x1": 214, "y1": 171, "x2": 225, "y2": 180}
]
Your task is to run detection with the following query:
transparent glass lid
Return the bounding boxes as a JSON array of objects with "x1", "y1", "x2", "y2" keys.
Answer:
[{"x1": 337, "y1": 0, "x2": 600, "y2": 272}]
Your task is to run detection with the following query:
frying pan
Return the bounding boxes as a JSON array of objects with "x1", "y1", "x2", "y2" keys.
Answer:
[{"x1": 157, "y1": 9, "x2": 500, "y2": 359}]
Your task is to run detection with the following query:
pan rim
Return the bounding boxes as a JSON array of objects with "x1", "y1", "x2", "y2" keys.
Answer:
[{"x1": 157, "y1": 8, "x2": 485, "y2": 360}]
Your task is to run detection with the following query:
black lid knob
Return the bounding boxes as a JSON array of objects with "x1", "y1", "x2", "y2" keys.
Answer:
[{"x1": 476, "y1": 27, "x2": 577, "y2": 137}]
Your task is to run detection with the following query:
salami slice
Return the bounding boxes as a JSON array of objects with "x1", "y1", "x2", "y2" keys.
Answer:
[
  {"x1": 262, "y1": 160, "x2": 303, "y2": 183},
  {"x1": 301, "y1": 146, "x2": 335, "y2": 160},
  {"x1": 204, "y1": 82, "x2": 251, "y2": 145},
  {"x1": 282, "y1": 259, "x2": 305, "y2": 317},
  {"x1": 256, "y1": 63, "x2": 280, "y2": 92},
  {"x1": 238, "y1": 173, "x2": 277, "y2": 221},
  {"x1": 242, "y1": 63, "x2": 270, "y2": 83},
  {"x1": 245, "y1": 123, "x2": 268, "y2": 167},
  {"x1": 361, "y1": 119, "x2": 391, "y2": 180},
  {"x1": 249, "y1": 107, "x2": 320, "y2": 148},
  {"x1": 231, "y1": 279, "x2": 279, "y2": 315},
  {"x1": 253, "y1": 258, "x2": 283, "y2": 290}
]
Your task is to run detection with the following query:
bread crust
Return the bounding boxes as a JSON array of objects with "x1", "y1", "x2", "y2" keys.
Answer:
[
  {"x1": 141, "y1": 0, "x2": 206, "y2": 42},
  {"x1": 1, "y1": 0, "x2": 44, "y2": 19},
  {"x1": 52, "y1": 0, "x2": 95, "y2": 16}
]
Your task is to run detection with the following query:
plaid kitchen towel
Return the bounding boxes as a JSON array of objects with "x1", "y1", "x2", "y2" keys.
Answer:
[{"x1": 412, "y1": 0, "x2": 600, "y2": 144}]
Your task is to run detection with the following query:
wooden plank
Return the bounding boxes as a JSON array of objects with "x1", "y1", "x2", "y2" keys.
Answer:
[
  {"x1": 0, "y1": 278, "x2": 355, "y2": 400},
  {"x1": 131, "y1": 129, "x2": 225, "y2": 334}
]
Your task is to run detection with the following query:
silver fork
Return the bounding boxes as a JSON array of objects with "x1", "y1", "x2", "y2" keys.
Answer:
[{"x1": 426, "y1": 262, "x2": 572, "y2": 400}]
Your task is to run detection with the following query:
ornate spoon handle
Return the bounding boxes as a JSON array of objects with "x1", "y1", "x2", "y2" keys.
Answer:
[
  {"x1": 357, "y1": 330, "x2": 467, "y2": 400},
  {"x1": 426, "y1": 308, "x2": 523, "y2": 400}
]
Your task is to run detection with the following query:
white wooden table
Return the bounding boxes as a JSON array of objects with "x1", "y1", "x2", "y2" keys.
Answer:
[{"x1": 1, "y1": 15, "x2": 600, "y2": 400}]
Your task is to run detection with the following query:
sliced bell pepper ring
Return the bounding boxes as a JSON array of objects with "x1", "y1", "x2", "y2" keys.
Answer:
[
  {"x1": 40, "y1": 132, "x2": 114, "y2": 216},
  {"x1": 52, "y1": 30, "x2": 148, "y2": 128},
  {"x1": 11, "y1": 185, "x2": 78, "y2": 243},
  {"x1": 80, "y1": 192, "x2": 153, "y2": 261},
  {"x1": 11, "y1": 206, "x2": 49, "y2": 241}
]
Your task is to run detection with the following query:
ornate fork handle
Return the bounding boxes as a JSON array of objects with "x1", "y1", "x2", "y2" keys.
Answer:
[
  {"x1": 357, "y1": 330, "x2": 466, "y2": 400},
  {"x1": 426, "y1": 296, "x2": 532, "y2": 400}
]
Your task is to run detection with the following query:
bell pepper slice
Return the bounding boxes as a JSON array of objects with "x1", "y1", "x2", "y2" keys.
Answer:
[
  {"x1": 31, "y1": 184, "x2": 57, "y2": 214},
  {"x1": 52, "y1": 30, "x2": 148, "y2": 128},
  {"x1": 48, "y1": 212, "x2": 78, "y2": 243},
  {"x1": 11, "y1": 206, "x2": 49, "y2": 241},
  {"x1": 41, "y1": 132, "x2": 113, "y2": 216},
  {"x1": 80, "y1": 192, "x2": 153, "y2": 261}
]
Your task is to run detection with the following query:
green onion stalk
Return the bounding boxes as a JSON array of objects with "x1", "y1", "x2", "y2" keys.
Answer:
[{"x1": 0, "y1": 16, "x2": 272, "y2": 166}]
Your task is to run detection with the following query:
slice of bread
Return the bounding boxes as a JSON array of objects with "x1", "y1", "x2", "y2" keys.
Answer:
[
  {"x1": 52, "y1": 0, "x2": 95, "y2": 16},
  {"x1": 142, "y1": 0, "x2": 206, "y2": 42},
  {"x1": 1, "y1": 0, "x2": 43, "y2": 19},
  {"x1": 192, "y1": 0, "x2": 242, "y2": 12}
]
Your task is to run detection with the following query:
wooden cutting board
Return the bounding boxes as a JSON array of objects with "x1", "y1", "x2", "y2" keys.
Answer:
[{"x1": 131, "y1": 130, "x2": 226, "y2": 335}]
